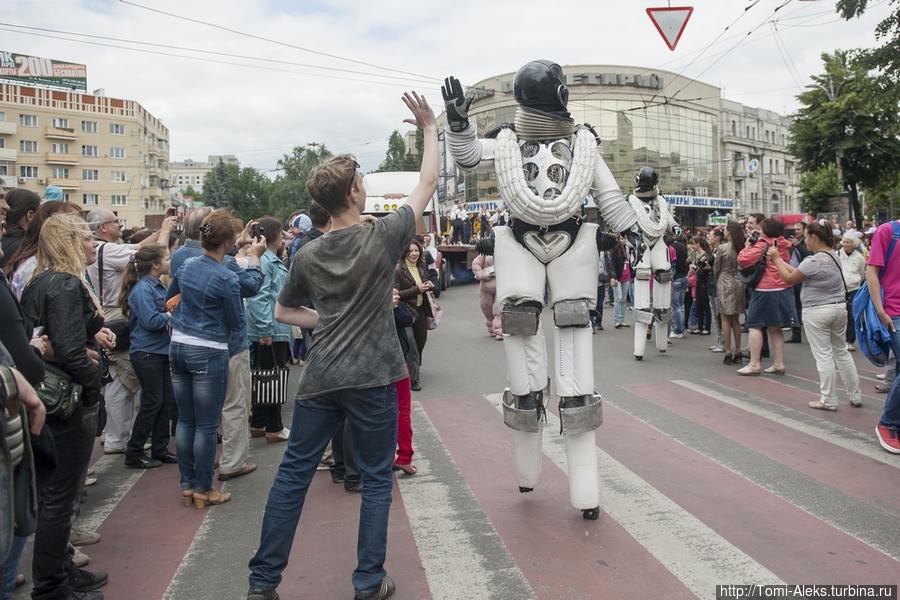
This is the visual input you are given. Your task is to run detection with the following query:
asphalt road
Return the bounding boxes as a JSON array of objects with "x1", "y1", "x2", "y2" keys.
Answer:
[{"x1": 13, "y1": 282, "x2": 900, "y2": 600}]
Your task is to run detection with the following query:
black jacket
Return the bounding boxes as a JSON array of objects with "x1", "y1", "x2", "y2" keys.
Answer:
[
  {"x1": 20, "y1": 272, "x2": 104, "y2": 407},
  {"x1": 672, "y1": 241, "x2": 689, "y2": 277},
  {"x1": 0, "y1": 272, "x2": 45, "y2": 386},
  {"x1": 610, "y1": 245, "x2": 628, "y2": 280},
  {"x1": 0, "y1": 225, "x2": 25, "y2": 269}
]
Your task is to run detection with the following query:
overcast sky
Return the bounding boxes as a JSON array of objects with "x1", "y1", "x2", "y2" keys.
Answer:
[{"x1": 2, "y1": 0, "x2": 892, "y2": 172}]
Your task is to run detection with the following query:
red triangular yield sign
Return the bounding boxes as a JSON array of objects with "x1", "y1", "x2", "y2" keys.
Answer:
[{"x1": 646, "y1": 6, "x2": 694, "y2": 51}]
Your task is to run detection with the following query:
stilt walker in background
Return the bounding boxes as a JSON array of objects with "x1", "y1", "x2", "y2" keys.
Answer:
[
  {"x1": 627, "y1": 167, "x2": 681, "y2": 360},
  {"x1": 444, "y1": 60, "x2": 636, "y2": 519}
]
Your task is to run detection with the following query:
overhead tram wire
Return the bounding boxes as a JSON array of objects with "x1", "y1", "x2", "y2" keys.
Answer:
[
  {"x1": 646, "y1": 0, "x2": 763, "y2": 106},
  {"x1": 769, "y1": 22, "x2": 804, "y2": 90},
  {"x1": 118, "y1": 0, "x2": 440, "y2": 82},
  {"x1": 0, "y1": 27, "x2": 441, "y2": 91},
  {"x1": 668, "y1": 0, "x2": 794, "y2": 102},
  {"x1": 0, "y1": 22, "x2": 436, "y2": 86}
]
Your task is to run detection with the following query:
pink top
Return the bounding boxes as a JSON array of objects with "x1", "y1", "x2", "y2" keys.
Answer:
[
  {"x1": 738, "y1": 236, "x2": 793, "y2": 291},
  {"x1": 867, "y1": 221, "x2": 900, "y2": 317}
]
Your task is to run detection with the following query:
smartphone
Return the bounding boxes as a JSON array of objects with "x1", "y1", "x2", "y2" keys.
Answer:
[
  {"x1": 32, "y1": 326, "x2": 45, "y2": 337},
  {"x1": 252, "y1": 223, "x2": 266, "y2": 238}
]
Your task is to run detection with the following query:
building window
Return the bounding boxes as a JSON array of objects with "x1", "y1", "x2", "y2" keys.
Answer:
[
  {"x1": 19, "y1": 114, "x2": 38, "y2": 127},
  {"x1": 731, "y1": 120, "x2": 736, "y2": 135},
  {"x1": 109, "y1": 123, "x2": 125, "y2": 136},
  {"x1": 745, "y1": 126, "x2": 750, "y2": 138},
  {"x1": 19, "y1": 140, "x2": 38, "y2": 153},
  {"x1": 0, "y1": 111, "x2": 5, "y2": 121},
  {"x1": 111, "y1": 194, "x2": 127, "y2": 206},
  {"x1": 51, "y1": 117, "x2": 70, "y2": 129},
  {"x1": 110, "y1": 147, "x2": 126, "y2": 159},
  {"x1": 51, "y1": 167, "x2": 69, "y2": 179},
  {"x1": 82, "y1": 145, "x2": 98, "y2": 157},
  {"x1": 82, "y1": 194, "x2": 99, "y2": 206},
  {"x1": 51, "y1": 142, "x2": 69, "y2": 154},
  {"x1": 111, "y1": 170, "x2": 127, "y2": 183},
  {"x1": 81, "y1": 120, "x2": 97, "y2": 133},
  {"x1": 82, "y1": 169, "x2": 99, "y2": 181},
  {"x1": 19, "y1": 166, "x2": 39, "y2": 179},
  {"x1": 0, "y1": 165, "x2": 6, "y2": 175},
  {"x1": 0, "y1": 138, "x2": 4, "y2": 148}
]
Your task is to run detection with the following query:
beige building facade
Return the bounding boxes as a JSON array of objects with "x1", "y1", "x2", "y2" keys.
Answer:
[
  {"x1": 169, "y1": 154, "x2": 240, "y2": 196},
  {"x1": 0, "y1": 83, "x2": 170, "y2": 227}
]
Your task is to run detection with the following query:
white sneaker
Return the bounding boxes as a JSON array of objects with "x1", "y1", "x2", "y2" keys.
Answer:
[
  {"x1": 669, "y1": 332, "x2": 684, "y2": 339},
  {"x1": 265, "y1": 428, "x2": 290, "y2": 444},
  {"x1": 73, "y1": 547, "x2": 90, "y2": 568},
  {"x1": 709, "y1": 345, "x2": 726, "y2": 352}
]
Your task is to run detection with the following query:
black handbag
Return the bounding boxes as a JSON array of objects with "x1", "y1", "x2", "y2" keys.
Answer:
[
  {"x1": 738, "y1": 240, "x2": 769, "y2": 289},
  {"x1": 97, "y1": 243, "x2": 130, "y2": 352},
  {"x1": 251, "y1": 345, "x2": 290, "y2": 406},
  {"x1": 36, "y1": 363, "x2": 82, "y2": 419}
]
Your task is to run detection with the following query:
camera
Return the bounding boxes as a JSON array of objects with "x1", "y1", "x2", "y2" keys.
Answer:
[
  {"x1": 251, "y1": 223, "x2": 266, "y2": 239},
  {"x1": 749, "y1": 231, "x2": 761, "y2": 245}
]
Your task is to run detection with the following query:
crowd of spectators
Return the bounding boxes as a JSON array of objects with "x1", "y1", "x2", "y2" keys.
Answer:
[{"x1": 0, "y1": 92, "x2": 435, "y2": 600}]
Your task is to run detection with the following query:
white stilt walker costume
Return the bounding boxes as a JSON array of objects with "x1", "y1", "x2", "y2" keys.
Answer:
[
  {"x1": 627, "y1": 167, "x2": 681, "y2": 360},
  {"x1": 442, "y1": 61, "x2": 636, "y2": 519}
]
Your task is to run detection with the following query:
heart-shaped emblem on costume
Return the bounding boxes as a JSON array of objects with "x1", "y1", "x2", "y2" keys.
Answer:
[{"x1": 522, "y1": 231, "x2": 572, "y2": 264}]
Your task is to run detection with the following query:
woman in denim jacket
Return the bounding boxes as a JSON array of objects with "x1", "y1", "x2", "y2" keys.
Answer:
[
  {"x1": 246, "y1": 217, "x2": 292, "y2": 443},
  {"x1": 167, "y1": 210, "x2": 265, "y2": 508}
]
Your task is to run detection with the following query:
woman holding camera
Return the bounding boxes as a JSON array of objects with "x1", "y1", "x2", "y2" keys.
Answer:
[
  {"x1": 395, "y1": 239, "x2": 433, "y2": 391},
  {"x1": 768, "y1": 223, "x2": 861, "y2": 409},
  {"x1": 246, "y1": 217, "x2": 292, "y2": 443},
  {"x1": 736, "y1": 218, "x2": 797, "y2": 376}
]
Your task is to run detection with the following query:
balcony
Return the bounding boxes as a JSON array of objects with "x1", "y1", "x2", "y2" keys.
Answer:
[
  {"x1": 46, "y1": 178, "x2": 80, "y2": 190},
  {"x1": 45, "y1": 152, "x2": 79, "y2": 166},
  {"x1": 0, "y1": 121, "x2": 16, "y2": 135},
  {"x1": 44, "y1": 126, "x2": 78, "y2": 141},
  {"x1": 0, "y1": 147, "x2": 17, "y2": 161},
  {"x1": 148, "y1": 146, "x2": 160, "y2": 158},
  {"x1": 145, "y1": 186, "x2": 162, "y2": 198}
]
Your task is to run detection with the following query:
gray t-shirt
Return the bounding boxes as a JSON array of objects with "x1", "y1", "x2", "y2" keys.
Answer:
[
  {"x1": 279, "y1": 205, "x2": 416, "y2": 399},
  {"x1": 797, "y1": 251, "x2": 846, "y2": 307}
]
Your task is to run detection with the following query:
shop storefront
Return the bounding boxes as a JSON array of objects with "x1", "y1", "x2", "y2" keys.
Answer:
[{"x1": 665, "y1": 194, "x2": 735, "y2": 230}]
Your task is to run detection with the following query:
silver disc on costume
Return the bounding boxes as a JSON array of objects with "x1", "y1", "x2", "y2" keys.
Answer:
[{"x1": 517, "y1": 138, "x2": 572, "y2": 203}]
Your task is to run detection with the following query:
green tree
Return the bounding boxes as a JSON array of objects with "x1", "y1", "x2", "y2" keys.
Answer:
[
  {"x1": 201, "y1": 160, "x2": 273, "y2": 221},
  {"x1": 268, "y1": 143, "x2": 332, "y2": 219},
  {"x1": 377, "y1": 131, "x2": 408, "y2": 172},
  {"x1": 837, "y1": 0, "x2": 900, "y2": 82},
  {"x1": 798, "y1": 164, "x2": 842, "y2": 215},
  {"x1": 789, "y1": 50, "x2": 900, "y2": 227},
  {"x1": 181, "y1": 184, "x2": 202, "y2": 203}
]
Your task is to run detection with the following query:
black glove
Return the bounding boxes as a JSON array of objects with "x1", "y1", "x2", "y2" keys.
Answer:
[{"x1": 441, "y1": 76, "x2": 474, "y2": 133}]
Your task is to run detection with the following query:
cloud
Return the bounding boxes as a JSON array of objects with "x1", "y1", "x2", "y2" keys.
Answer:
[{"x1": 3, "y1": 0, "x2": 892, "y2": 171}]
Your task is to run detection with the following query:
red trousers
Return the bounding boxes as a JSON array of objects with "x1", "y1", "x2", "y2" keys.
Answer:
[{"x1": 395, "y1": 376, "x2": 413, "y2": 465}]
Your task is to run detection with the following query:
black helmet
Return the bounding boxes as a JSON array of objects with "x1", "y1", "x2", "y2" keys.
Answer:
[
  {"x1": 513, "y1": 60, "x2": 569, "y2": 117},
  {"x1": 635, "y1": 167, "x2": 659, "y2": 194}
]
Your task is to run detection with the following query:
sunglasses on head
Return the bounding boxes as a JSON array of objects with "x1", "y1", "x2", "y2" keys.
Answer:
[{"x1": 346, "y1": 160, "x2": 362, "y2": 196}]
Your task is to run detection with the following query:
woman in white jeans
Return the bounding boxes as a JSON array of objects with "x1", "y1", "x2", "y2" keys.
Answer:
[{"x1": 767, "y1": 222, "x2": 862, "y2": 411}]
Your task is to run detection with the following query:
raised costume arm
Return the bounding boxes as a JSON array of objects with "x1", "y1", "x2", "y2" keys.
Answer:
[
  {"x1": 592, "y1": 151, "x2": 637, "y2": 233},
  {"x1": 442, "y1": 76, "x2": 496, "y2": 169}
]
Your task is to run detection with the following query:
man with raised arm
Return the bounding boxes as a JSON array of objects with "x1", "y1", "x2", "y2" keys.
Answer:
[{"x1": 246, "y1": 92, "x2": 438, "y2": 600}]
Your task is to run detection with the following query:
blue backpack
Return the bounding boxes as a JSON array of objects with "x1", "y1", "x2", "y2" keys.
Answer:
[{"x1": 852, "y1": 221, "x2": 900, "y2": 367}]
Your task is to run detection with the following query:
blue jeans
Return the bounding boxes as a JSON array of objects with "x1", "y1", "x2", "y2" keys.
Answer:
[
  {"x1": 169, "y1": 342, "x2": 229, "y2": 492},
  {"x1": 1, "y1": 535, "x2": 27, "y2": 600},
  {"x1": 613, "y1": 280, "x2": 633, "y2": 324},
  {"x1": 882, "y1": 318, "x2": 900, "y2": 429},
  {"x1": 249, "y1": 385, "x2": 398, "y2": 594},
  {"x1": 671, "y1": 277, "x2": 687, "y2": 334}
]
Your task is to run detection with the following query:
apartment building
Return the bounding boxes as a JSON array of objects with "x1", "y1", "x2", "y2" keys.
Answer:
[
  {"x1": 169, "y1": 154, "x2": 240, "y2": 195},
  {"x1": 720, "y1": 99, "x2": 800, "y2": 216},
  {"x1": 0, "y1": 83, "x2": 170, "y2": 227}
]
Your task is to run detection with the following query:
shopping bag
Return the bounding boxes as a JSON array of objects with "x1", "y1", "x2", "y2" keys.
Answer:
[
  {"x1": 425, "y1": 291, "x2": 443, "y2": 330},
  {"x1": 251, "y1": 345, "x2": 290, "y2": 405}
]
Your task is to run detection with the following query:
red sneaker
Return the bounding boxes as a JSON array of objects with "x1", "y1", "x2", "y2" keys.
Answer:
[{"x1": 875, "y1": 424, "x2": 900, "y2": 454}]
